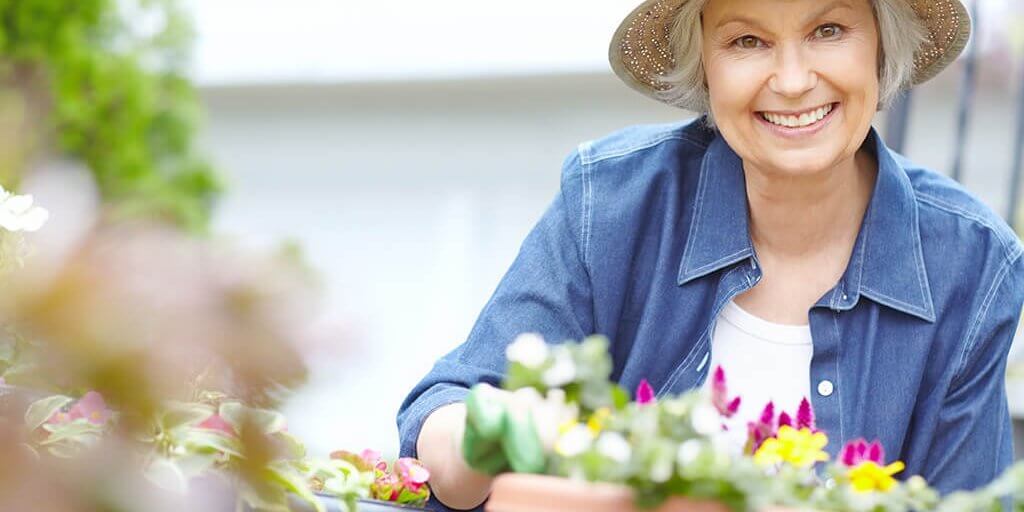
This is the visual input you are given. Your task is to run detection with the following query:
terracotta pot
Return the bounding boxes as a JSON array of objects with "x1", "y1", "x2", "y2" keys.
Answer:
[{"x1": 486, "y1": 473, "x2": 731, "y2": 512}]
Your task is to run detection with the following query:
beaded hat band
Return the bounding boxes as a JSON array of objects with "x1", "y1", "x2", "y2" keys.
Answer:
[{"x1": 609, "y1": 0, "x2": 971, "y2": 111}]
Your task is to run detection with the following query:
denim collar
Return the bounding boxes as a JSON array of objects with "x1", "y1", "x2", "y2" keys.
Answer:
[{"x1": 677, "y1": 126, "x2": 936, "y2": 323}]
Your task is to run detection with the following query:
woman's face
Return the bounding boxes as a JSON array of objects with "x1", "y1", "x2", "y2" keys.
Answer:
[{"x1": 701, "y1": 0, "x2": 879, "y2": 178}]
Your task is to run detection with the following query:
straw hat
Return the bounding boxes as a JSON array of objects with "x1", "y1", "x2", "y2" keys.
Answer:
[{"x1": 609, "y1": 0, "x2": 971, "y2": 110}]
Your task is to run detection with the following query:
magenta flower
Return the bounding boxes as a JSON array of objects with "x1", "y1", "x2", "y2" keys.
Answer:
[
  {"x1": 841, "y1": 438, "x2": 886, "y2": 467},
  {"x1": 778, "y1": 411, "x2": 793, "y2": 429},
  {"x1": 796, "y1": 397, "x2": 816, "y2": 431},
  {"x1": 198, "y1": 413, "x2": 236, "y2": 437},
  {"x1": 711, "y1": 366, "x2": 741, "y2": 418},
  {"x1": 636, "y1": 379, "x2": 655, "y2": 405},
  {"x1": 745, "y1": 401, "x2": 776, "y2": 454}
]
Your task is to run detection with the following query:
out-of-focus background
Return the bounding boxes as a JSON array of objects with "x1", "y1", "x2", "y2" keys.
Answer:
[{"x1": 31, "y1": 0, "x2": 1024, "y2": 458}]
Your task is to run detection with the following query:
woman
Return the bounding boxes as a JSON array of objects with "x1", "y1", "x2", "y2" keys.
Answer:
[{"x1": 399, "y1": 0, "x2": 1023, "y2": 509}]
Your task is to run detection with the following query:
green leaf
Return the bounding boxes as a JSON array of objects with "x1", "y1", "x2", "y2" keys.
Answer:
[
  {"x1": 179, "y1": 428, "x2": 243, "y2": 458},
  {"x1": 219, "y1": 401, "x2": 286, "y2": 435},
  {"x1": 39, "y1": 420, "x2": 104, "y2": 445},
  {"x1": 25, "y1": 395, "x2": 73, "y2": 431},
  {"x1": 266, "y1": 461, "x2": 324, "y2": 512},
  {"x1": 158, "y1": 401, "x2": 214, "y2": 432}
]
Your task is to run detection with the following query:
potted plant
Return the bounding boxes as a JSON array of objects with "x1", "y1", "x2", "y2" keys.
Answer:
[{"x1": 460, "y1": 334, "x2": 1020, "y2": 512}]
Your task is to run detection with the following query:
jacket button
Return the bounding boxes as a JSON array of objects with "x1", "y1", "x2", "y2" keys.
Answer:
[{"x1": 817, "y1": 380, "x2": 835, "y2": 397}]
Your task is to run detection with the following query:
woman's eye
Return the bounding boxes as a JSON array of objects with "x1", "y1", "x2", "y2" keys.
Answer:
[
  {"x1": 815, "y1": 24, "x2": 843, "y2": 39},
  {"x1": 733, "y1": 35, "x2": 764, "y2": 49}
]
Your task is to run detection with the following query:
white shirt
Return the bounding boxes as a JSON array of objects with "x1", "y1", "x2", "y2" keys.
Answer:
[{"x1": 701, "y1": 299, "x2": 813, "y2": 452}]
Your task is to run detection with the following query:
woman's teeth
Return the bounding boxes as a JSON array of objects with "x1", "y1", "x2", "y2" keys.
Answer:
[{"x1": 760, "y1": 104, "x2": 834, "y2": 128}]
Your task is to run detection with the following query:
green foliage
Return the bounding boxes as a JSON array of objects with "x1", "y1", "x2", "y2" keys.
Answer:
[{"x1": 0, "y1": 0, "x2": 221, "y2": 231}]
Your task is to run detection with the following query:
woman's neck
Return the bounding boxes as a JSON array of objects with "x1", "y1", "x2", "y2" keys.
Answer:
[{"x1": 744, "y1": 147, "x2": 878, "y2": 261}]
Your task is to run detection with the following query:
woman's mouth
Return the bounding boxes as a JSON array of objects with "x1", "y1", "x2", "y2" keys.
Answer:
[{"x1": 754, "y1": 102, "x2": 839, "y2": 138}]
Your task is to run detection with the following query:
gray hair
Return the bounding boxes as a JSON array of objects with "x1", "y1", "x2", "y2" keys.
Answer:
[{"x1": 655, "y1": 0, "x2": 928, "y2": 127}]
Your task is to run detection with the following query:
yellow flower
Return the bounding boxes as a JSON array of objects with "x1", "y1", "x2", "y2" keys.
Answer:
[
  {"x1": 587, "y1": 407, "x2": 612, "y2": 435},
  {"x1": 848, "y1": 461, "x2": 906, "y2": 492},
  {"x1": 753, "y1": 426, "x2": 829, "y2": 468}
]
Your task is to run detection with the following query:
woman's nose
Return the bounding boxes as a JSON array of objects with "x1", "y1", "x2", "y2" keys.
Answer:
[{"x1": 768, "y1": 45, "x2": 818, "y2": 98}]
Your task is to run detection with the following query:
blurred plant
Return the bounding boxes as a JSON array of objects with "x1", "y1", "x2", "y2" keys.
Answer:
[
  {"x1": 0, "y1": 217, "x2": 347, "y2": 511},
  {"x1": 332, "y1": 449, "x2": 432, "y2": 507},
  {"x1": 0, "y1": 0, "x2": 221, "y2": 231}
]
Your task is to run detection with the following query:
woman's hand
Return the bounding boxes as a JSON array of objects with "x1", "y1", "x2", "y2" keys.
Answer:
[{"x1": 417, "y1": 401, "x2": 496, "y2": 510}]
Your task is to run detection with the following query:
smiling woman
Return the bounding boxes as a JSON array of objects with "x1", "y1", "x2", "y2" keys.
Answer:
[{"x1": 398, "y1": 0, "x2": 1024, "y2": 510}]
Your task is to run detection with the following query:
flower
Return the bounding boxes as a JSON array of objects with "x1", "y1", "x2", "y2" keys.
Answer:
[
  {"x1": 753, "y1": 426, "x2": 829, "y2": 468},
  {"x1": 778, "y1": 411, "x2": 792, "y2": 429},
  {"x1": 840, "y1": 438, "x2": 885, "y2": 466},
  {"x1": 360, "y1": 448, "x2": 388, "y2": 472},
  {"x1": 554, "y1": 423, "x2": 594, "y2": 457},
  {"x1": 711, "y1": 366, "x2": 741, "y2": 418},
  {"x1": 839, "y1": 438, "x2": 906, "y2": 492},
  {"x1": 847, "y1": 460, "x2": 906, "y2": 492},
  {"x1": 198, "y1": 413, "x2": 236, "y2": 436},
  {"x1": 636, "y1": 379, "x2": 656, "y2": 405},
  {"x1": 0, "y1": 188, "x2": 48, "y2": 232},
  {"x1": 796, "y1": 397, "x2": 815, "y2": 430},
  {"x1": 506, "y1": 333, "x2": 550, "y2": 369},
  {"x1": 542, "y1": 349, "x2": 576, "y2": 387},
  {"x1": 691, "y1": 402, "x2": 722, "y2": 436},
  {"x1": 395, "y1": 458, "x2": 430, "y2": 492},
  {"x1": 745, "y1": 401, "x2": 776, "y2": 454},
  {"x1": 587, "y1": 407, "x2": 612, "y2": 435},
  {"x1": 49, "y1": 391, "x2": 111, "y2": 426},
  {"x1": 595, "y1": 432, "x2": 631, "y2": 464},
  {"x1": 677, "y1": 439, "x2": 704, "y2": 466}
]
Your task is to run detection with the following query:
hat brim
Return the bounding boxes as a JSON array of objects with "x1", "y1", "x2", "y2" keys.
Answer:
[{"x1": 609, "y1": 0, "x2": 971, "y2": 110}]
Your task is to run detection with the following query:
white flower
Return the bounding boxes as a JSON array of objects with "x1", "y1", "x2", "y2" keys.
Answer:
[
  {"x1": 554, "y1": 424, "x2": 593, "y2": 458},
  {"x1": 595, "y1": 432, "x2": 632, "y2": 464},
  {"x1": 0, "y1": 188, "x2": 48, "y2": 232},
  {"x1": 505, "y1": 333, "x2": 549, "y2": 369},
  {"x1": 650, "y1": 453, "x2": 674, "y2": 483},
  {"x1": 690, "y1": 402, "x2": 721, "y2": 436},
  {"x1": 542, "y1": 349, "x2": 576, "y2": 387},
  {"x1": 677, "y1": 439, "x2": 704, "y2": 467},
  {"x1": 532, "y1": 389, "x2": 579, "y2": 451}
]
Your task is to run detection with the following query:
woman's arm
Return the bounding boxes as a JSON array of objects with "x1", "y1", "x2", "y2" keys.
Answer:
[
  {"x1": 923, "y1": 254, "x2": 1024, "y2": 494},
  {"x1": 416, "y1": 403, "x2": 494, "y2": 510},
  {"x1": 396, "y1": 150, "x2": 594, "y2": 510}
]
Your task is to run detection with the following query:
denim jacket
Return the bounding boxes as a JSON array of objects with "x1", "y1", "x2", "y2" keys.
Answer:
[{"x1": 398, "y1": 117, "x2": 1024, "y2": 510}]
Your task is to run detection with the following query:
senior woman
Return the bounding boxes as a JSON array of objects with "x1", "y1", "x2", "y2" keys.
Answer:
[{"x1": 399, "y1": 0, "x2": 1024, "y2": 509}]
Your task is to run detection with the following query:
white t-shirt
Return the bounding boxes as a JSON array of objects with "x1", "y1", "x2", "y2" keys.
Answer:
[{"x1": 701, "y1": 299, "x2": 813, "y2": 452}]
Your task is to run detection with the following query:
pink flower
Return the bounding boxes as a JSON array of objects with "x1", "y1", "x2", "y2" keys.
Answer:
[
  {"x1": 841, "y1": 438, "x2": 886, "y2": 467},
  {"x1": 198, "y1": 413, "x2": 236, "y2": 436},
  {"x1": 360, "y1": 448, "x2": 388, "y2": 472},
  {"x1": 711, "y1": 366, "x2": 741, "y2": 418},
  {"x1": 636, "y1": 379, "x2": 655, "y2": 405},
  {"x1": 52, "y1": 391, "x2": 111, "y2": 425},
  {"x1": 395, "y1": 458, "x2": 431, "y2": 492}
]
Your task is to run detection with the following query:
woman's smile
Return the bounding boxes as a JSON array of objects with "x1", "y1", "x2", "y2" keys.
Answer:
[{"x1": 754, "y1": 102, "x2": 841, "y2": 140}]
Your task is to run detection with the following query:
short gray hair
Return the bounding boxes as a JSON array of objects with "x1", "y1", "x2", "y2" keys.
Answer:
[{"x1": 655, "y1": 0, "x2": 928, "y2": 127}]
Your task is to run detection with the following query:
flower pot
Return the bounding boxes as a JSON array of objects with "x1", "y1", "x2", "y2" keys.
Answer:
[{"x1": 485, "y1": 473, "x2": 732, "y2": 512}]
